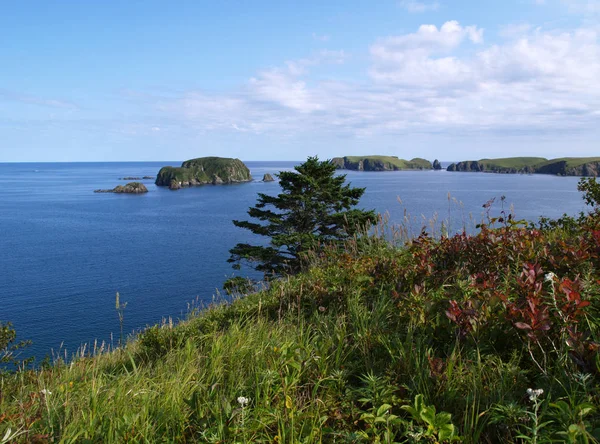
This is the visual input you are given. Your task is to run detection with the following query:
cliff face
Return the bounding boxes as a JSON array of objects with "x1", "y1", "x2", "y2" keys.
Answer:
[
  {"x1": 535, "y1": 160, "x2": 600, "y2": 176},
  {"x1": 332, "y1": 156, "x2": 432, "y2": 171},
  {"x1": 155, "y1": 157, "x2": 252, "y2": 190},
  {"x1": 446, "y1": 161, "x2": 483, "y2": 172}
]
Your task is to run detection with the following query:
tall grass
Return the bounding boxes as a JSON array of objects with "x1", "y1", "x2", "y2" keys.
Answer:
[{"x1": 1, "y1": 206, "x2": 599, "y2": 442}]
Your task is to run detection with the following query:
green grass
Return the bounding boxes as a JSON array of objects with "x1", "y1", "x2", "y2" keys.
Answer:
[
  {"x1": 2, "y1": 205, "x2": 600, "y2": 442},
  {"x1": 478, "y1": 157, "x2": 548, "y2": 169},
  {"x1": 536, "y1": 157, "x2": 600, "y2": 168}
]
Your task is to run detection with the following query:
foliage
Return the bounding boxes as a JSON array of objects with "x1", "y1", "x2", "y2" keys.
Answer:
[
  {"x1": 228, "y1": 156, "x2": 376, "y2": 277},
  {"x1": 0, "y1": 322, "x2": 31, "y2": 372},
  {"x1": 578, "y1": 177, "x2": 600, "y2": 208},
  {"x1": 2, "y1": 190, "x2": 600, "y2": 441}
]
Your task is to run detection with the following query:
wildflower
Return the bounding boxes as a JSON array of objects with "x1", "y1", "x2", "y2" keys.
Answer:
[
  {"x1": 526, "y1": 388, "x2": 544, "y2": 401},
  {"x1": 544, "y1": 272, "x2": 556, "y2": 282},
  {"x1": 40, "y1": 389, "x2": 52, "y2": 396},
  {"x1": 237, "y1": 396, "x2": 249, "y2": 407}
]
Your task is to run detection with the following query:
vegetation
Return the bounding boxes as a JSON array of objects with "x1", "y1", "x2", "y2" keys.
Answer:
[
  {"x1": 447, "y1": 156, "x2": 600, "y2": 176},
  {"x1": 1, "y1": 179, "x2": 600, "y2": 442},
  {"x1": 155, "y1": 157, "x2": 252, "y2": 189},
  {"x1": 227, "y1": 156, "x2": 376, "y2": 278},
  {"x1": 93, "y1": 182, "x2": 148, "y2": 194},
  {"x1": 478, "y1": 157, "x2": 547, "y2": 169},
  {"x1": 333, "y1": 156, "x2": 433, "y2": 171}
]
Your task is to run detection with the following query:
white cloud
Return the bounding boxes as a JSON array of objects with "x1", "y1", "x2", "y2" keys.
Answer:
[
  {"x1": 154, "y1": 22, "x2": 600, "y2": 141},
  {"x1": 369, "y1": 21, "x2": 483, "y2": 87},
  {"x1": 561, "y1": 0, "x2": 600, "y2": 13},
  {"x1": 0, "y1": 89, "x2": 78, "y2": 109},
  {"x1": 312, "y1": 33, "x2": 330, "y2": 42},
  {"x1": 399, "y1": 1, "x2": 440, "y2": 13}
]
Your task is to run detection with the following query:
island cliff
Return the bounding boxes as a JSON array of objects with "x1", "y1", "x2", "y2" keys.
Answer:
[
  {"x1": 332, "y1": 156, "x2": 432, "y2": 171},
  {"x1": 155, "y1": 157, "x2": 252, "y2": 190},
  {"x1": 446, "y1": 157, "x2": 600, "y2": 176}
]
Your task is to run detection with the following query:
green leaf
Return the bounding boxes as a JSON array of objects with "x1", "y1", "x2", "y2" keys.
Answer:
[{"x1": 377, "y1": 404, "x2": 393, "y2": 417}]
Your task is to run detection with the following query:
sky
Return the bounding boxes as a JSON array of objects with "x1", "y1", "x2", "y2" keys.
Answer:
[{"x1": 0, "y1": 0, "x2": 599, "y2": 162}]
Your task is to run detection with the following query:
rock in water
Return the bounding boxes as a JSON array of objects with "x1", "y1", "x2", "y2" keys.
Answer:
[
  {"x1": 94, "y1": 182, "x2": 148, "y2": 194},
  {"x1": 155, "y1": 157, "x2": 252, "y2": 190},
  {"x1": 433, "y1": 159, "x2": 442, "y2": 170},
  {"x1": 262, "y1": 173, "x2": 274, "y2": 182}
]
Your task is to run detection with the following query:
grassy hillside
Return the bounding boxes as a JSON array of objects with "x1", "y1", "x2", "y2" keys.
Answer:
[
  {"x1": 478, "y1": 157, "x2": 547, "y2": 169},
  {"x1": 1, "y1": 205, "x2": 600, "y2": 442},
  {"x1": 448, "y1": 156, "x2": 600, "y2": 176},
  {"x1": 535, "y1": 157, "x2": 600, "y2": 169}
]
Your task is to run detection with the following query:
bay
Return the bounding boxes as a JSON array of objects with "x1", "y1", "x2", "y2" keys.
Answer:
[{"x1": 0, "y1": 161, "x2": 587, "y2": 361}]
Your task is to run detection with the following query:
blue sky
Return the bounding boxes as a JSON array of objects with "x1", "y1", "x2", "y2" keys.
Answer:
[{"x1": 1, "y1": 0, "x2": 599, "y2": 162}]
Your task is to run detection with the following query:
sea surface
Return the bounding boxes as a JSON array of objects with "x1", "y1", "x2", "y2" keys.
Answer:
[{"x1": 0, "y1": 161, "x2": 588, "y2": 361}]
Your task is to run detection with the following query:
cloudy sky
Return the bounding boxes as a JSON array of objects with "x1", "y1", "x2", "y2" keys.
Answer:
[{"x1": 1, "y1": 0, "x2": 599, "y2": 161}]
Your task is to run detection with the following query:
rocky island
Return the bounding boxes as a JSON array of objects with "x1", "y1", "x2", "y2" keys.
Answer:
[
  {"x1": 94, "y1": 182, "x2": 148, "y2": 194},
  {"x1": 262, "y1": 173, "x2": 275, "y2": 182},
  {"x1": 446, "y1": 157, "x2": 600, "y2": 176},
  {"x1": 332, "y1": 156, "x2": 432, "y2": 171},
  {"x1": 119, "y1": 176, "x2": 155, "y2": 180},
  {"x1": 155, "y1": 157, "x2": 252, "y2": 190}
]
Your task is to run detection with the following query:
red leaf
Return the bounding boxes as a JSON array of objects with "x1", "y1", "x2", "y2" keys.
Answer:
[{"x1": 514, "y1": 322, "x2": 532, "y2": 330}]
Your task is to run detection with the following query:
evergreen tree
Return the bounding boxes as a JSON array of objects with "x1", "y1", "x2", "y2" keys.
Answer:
[{"x1": 228, "y1": 156, "x2": 376, "y2": 277}]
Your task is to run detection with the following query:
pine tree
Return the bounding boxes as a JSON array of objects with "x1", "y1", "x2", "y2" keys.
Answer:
[{"x1": 228, "y1": 156, "x2": 376, "y2": 278}]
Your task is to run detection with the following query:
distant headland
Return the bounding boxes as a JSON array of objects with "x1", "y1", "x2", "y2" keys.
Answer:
[
  {"x1": 446, "y1": 157, "x2": 600, "y2": 176},
  {"x1": 332, "y1": 156, "x2": 432, "y2": 171},
  {"x1": 155, "y1": 157, "x2": 252, "y2": 190}
]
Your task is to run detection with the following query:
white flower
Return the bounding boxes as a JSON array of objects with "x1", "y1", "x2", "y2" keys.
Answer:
[
  {"x1": 40, "y1": 389, "x2": 52, "y2": 396},
  {"x1": 527, "y1": 388, "x2": 544, "y2": 401},
  {"x1": 237, "y1": 396, "x2": 249, "y2": 407},
  {"x1": 544, "y1": 272, "x2": 556, "y2": 282}
]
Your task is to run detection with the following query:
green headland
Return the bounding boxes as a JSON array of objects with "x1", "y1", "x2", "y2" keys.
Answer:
[
  {"x1": 332, "y1": 155, "x2": 432, "y2": 171},
  {"x1": 447, "y1": 156, "x2": 600, "y2": 176}
]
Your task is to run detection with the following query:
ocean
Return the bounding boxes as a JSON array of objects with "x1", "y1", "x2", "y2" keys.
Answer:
[{"x1": 0, "y1": 161, "x2": 587, "y2": 361}]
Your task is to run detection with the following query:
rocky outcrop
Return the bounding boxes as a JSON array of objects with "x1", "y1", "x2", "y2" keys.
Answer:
[
  {"x1": 94, "y1": 182, "x2": 149, "y2": 194},
  {"x1": 332, "y1": 156, "x2": 432, "y2": 171},
  {"x1": 433, "y1": 159, "x2": 442, "y2": 170},
  {"x1": 119, "y1": 176, "x2": 155, "y2": 180},
  {"x1": 155, "y1": 157, "x2": 252, "y2": 190},
  {"x1": 262, "y1": 173, "x2": 275, "y2": 182},
  {"x1": 446, "y1": 161, "x2": 483, "y2": 172}
]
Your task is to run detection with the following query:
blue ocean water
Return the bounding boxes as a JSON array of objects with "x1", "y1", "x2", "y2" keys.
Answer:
[{"x1": 0, "y1": 161, "x2": 587, "y2": 361}]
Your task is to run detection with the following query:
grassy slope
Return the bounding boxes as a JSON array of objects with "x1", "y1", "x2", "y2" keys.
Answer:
[
  {"x1": 478, "y1": 157, "x2": 548, "y2": 169},
  {"x1": 536, "y1": 157, "x2": 600, "y2": 168},
  {"x1": 2, "y1": 212, "x2": 600, "y2": 442}
]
